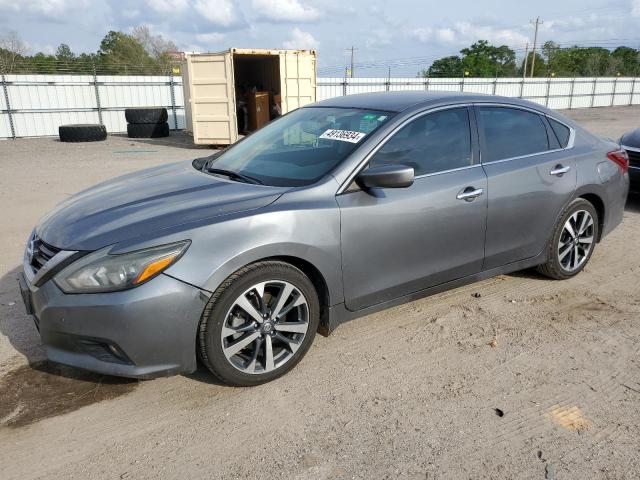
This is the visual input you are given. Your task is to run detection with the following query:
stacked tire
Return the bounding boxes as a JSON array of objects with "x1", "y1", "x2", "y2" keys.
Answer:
[{"x1": 125, "y1": 108, "x2": 170, "y2": 138}]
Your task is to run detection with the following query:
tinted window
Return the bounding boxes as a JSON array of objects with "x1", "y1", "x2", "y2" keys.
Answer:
[
  {"x1": 206, "y1": 107, "x2": 393, "y2": 187},
  {"x1": 369, "y1": 108, "x2": 473, "y2": 176},
  {"x1": 479, "y1": 107, "x2": 550, "y2": 162},
  {"x1": 548, "y1": 117, "x2": 571, "y2": 148}
]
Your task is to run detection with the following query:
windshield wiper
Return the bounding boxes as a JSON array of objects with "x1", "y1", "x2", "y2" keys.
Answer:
[{"x1": 205, "y1": 167, "x2": 263, "y2": 185}]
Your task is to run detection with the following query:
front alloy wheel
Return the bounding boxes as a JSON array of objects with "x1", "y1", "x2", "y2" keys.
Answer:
[
  {"x1": 221, "y1": 280, "x2": 310, "y2": 374},
  {"x1": 198, "y1": 261, "x2": 319, "y2": 386}
]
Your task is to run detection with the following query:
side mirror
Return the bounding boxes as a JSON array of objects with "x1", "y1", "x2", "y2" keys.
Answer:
[{"x1": 356, "y1": 164, "x2": 415, "y2": 189}]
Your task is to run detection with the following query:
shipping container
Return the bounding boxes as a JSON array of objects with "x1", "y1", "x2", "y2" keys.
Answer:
[{"x1": 182, "y1": 48, "x2": 317, "y2": 145}]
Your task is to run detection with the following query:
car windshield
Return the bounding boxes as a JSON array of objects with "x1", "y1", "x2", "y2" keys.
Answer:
[{"x1": 203, "y1": 107, "x2": 394, "y2": 187}]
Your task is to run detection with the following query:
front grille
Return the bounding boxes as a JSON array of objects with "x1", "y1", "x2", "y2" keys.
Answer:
[
  {"x1": 626, "y1": 149, "x2": 640, "y2": 168},
  {"x1": 29, "y1": 235, "x2": 61, "y2": 274}
]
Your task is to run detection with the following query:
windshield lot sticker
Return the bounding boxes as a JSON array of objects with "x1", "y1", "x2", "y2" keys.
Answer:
[{"x1": 319, "y1": 129, "x2": 367, "y2": 143}]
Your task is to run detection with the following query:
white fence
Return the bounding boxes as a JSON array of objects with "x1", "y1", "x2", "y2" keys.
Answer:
[
  {"x1": 318, "y1": 77, "x2": 640, "y2": 109},
  {"x1": 0, "y1": 74, "x2": 184, "y2": 139},
  {"x1": 1, "y1": 75, "x2": 639, "y2": 139}
]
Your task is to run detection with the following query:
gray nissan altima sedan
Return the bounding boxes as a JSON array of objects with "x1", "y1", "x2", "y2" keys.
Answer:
[{"x1": 19, "y1": 92, "x2": 629, "y2": 386}]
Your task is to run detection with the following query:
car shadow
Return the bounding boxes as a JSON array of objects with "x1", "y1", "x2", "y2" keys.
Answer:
[
  {"x1": 0, "y1": 264, "x2": 221, "y2": 391},
  {"x1": 625, "y1": 191, "x2": 640, "y2": 213},
  {"x1": 110, "y1": 132, "x2": 220, "y2": 151},
  {"x1": 0, "y1": 265, "x2": 138, "y2": 428}
]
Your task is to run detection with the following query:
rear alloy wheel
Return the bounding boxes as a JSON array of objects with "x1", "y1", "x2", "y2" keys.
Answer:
[
  {"x1": 198, "y1": 261, "x2": 319, "y2": 386},
  {"x1": 557, "y1": 210, "x2": 595, "y2": 272},
  {"x1": 537, "y1": 198, "x2": 599, "y2": 279}
]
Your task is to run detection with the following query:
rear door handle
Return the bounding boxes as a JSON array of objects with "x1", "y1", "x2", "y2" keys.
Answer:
[
  {"x1": 456, "y1": 187, "x2": 484, "y2": 202},
  {"x1": 550, "y1": 165, "x2": 571, "y2": 176}
]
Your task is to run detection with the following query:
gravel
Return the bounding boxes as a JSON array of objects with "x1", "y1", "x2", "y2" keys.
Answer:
[{"x1": 1, "y1": 108, "x2": 639, "y2": 479}]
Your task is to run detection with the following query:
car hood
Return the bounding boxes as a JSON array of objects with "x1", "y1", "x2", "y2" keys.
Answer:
[
  {"x1": 621, "y1": 128, "x2": 640, "y2": 148},
  {"x1": 37, "y1": 161, "x2": 286, "y2": 251}
]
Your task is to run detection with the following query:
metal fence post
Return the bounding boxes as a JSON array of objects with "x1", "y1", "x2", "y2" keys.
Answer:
[
  {"x1": 1, "y1": 72, "x2": 16, "y2": 139},
  {"x1": 611, "y1": 76, "x2": 618, "y2": 107},
  {"x1": 424, "y1": 77, "x2": 430, "y2": 91},
  {"x1": 492, "y1": 76, "x2": 497, "y2": 95},
  {"x1": 545, "y1": 76, "x2": 551, "y2": 107},
  {"x1": 568, "y1": 78, "x2": 575, "y2": 109},
  {"x1": 590, "y1": 78, "x2": 597, "y2": 108},
  {"x1": 630, "y1": 77, "x2": 637, "y2": 106},
  {"x1": 169, "y1": 68, "x2": 178, "y2": 130},
  {"x1": 460, "y1": 75, "x2": 465, "y2": 93},
  {"x1": 519, "y1": 77, "x2": 525, "y2": 99},
  {"x1": 342, "y1": 77, "x2": 347, "y2": 96},
  {"x1": 92, "y1": 63, "x2": 103, "y2": 126}
]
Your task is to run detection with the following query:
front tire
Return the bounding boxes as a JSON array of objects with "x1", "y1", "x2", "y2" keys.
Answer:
[
  {"x1": 537, "y1": 198, "x2": 599, "y2": 280},
  {"x1": 198, "y1": 261, "x2": 319, "y2": 386}
]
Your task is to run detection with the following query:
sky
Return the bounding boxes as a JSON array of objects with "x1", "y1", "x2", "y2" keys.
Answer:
[{"x1": 1, "y1": 0, "x2": 640, "y2": 76}]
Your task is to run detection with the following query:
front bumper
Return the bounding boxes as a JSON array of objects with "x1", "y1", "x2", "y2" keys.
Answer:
[
  {"x1": 18, "y1": 271, "x2": 209, "y2": 379},
  {"x1": 629, "y1": 166, "x2": 640, "y2": 192}
]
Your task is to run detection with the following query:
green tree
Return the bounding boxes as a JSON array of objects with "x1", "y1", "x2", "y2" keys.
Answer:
[
  {"x1": 460, "y1": 40, "x2": 517, "y2": 77},
  {"x1": 422, "y1": 55, "x2": 463, "y2": 77},
  {"x1": 421, "y1": 40, "x2": 517, "y2": 77},
  {"x1": 611, "y1": 46, "x2": 640, "y2": 76},
  {"x1": 98, "y1": 30, "x2": 157, "y2": 74},
  {"x1": 520, "y1": 52, "x2": 547, "y2": 77}
]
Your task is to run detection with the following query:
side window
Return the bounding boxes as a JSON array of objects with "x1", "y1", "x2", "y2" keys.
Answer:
[
  {"x1": 369, "y1": 108, "x2": 473, "y2": 176},
  {"x1": 478, "y1": 107, "x2": 550, "y2": 162},
  {"x1": 548, "y1": 117, "x2": 571, "y2": 148}
]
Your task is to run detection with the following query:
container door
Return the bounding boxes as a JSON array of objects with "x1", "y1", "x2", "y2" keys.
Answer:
[
  {"x1": 279, "y1": 51, "x2": 316, "y2": 114},
  {"x1": 186, "y1": 52, "x2": 237, "y2": 145}
]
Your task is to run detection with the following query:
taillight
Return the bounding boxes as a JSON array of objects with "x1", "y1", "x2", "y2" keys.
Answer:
[{"x1": 607, "y1": 149, "x2": 629, "y2": 174}]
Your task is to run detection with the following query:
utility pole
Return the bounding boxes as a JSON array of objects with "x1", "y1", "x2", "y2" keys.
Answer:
[
  {"x1": 529, "y1": 17, "x2": 543, "y2": 78},
  {"x1": 523, "y1": 42, "x2": 529, "y2": 80},
  {"x1": 346, "y1": 46, "x2": 357, "y2": 78}
]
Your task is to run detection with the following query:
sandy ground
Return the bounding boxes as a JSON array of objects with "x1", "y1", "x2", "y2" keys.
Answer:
[{"x1": 0, "y1": 107, "x2": 639, "y2": 479}]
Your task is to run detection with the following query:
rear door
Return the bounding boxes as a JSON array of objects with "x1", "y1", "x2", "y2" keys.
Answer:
[{"x1": 476, "y1": 105, "x2": 577, "y2": 270}]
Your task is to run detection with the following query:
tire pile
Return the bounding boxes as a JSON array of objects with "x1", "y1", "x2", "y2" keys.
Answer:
[{"x1": 125, "y1": 108, "x2": 170, "y2": 138}]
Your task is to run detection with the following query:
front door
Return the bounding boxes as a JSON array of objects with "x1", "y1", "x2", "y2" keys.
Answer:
[{"x1": 337, "y1": 107, "x2": 488, "y2": 311}]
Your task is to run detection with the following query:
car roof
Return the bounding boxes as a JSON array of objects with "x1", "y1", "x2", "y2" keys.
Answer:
[{"x1": 308, "y1": 91, "x2": 551, "y2": 114}]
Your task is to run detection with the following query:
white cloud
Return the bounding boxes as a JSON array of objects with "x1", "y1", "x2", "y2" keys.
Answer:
[
  {"x1": 252, "y1": 0, "x2": 320, "y2": 22},
  {"x1": 0, "y1": 0, "x2": 89, "y2": 17},
  {"x1": 193, "y1": 0, "x2": 238, "y2": 27},
  {"x1": 632, "y1": 0, "x2": 640, "y2": 17},
  {"x1": 145, "y1": 0, "x2": 190, "y2": 13},
  {"x1": 195, "y1": 32, "x2": 225, "y2": 43},
  {"x1": 411, "y1": 22, "x2": 528, "y2": 47},
  {"x1": 283, "y1": 27, "x2": 318, "y2": 49}
]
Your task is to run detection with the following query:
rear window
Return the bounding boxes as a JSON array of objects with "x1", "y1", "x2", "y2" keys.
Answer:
[{"x1": 548, "y1": 118, "x2": 571, "y2": 148}]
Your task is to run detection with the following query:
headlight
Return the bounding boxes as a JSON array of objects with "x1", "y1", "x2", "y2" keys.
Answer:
[{"x1": 54, "y1": 241, "x2": 190, "y2": 293}]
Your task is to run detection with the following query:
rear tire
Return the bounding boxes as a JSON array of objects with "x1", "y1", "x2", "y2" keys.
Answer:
[
  {"x1": 124, "y1": 107, "x2": 168, "y2": 124},
  {"x1": 537, "y1": 198, "x2": 599, "y2": 280},
  {"x1": 127, "y1": 122, "x2": 170, "y2": 138},
  {"x1": 198, "y1": 261, "x2": 319, "y2": 386},
  {"x1": 59, "y1": 124, "x2": 107, "y2": 142}
]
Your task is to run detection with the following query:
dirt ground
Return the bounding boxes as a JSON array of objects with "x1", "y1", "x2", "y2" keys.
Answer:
[{"x1": 1, "y1": 107, "x2": 639, "y2": 480}]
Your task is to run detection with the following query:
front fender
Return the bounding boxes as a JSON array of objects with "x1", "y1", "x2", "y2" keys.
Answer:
[{"x1": 163, "y1": 206, "x2": 344, "y2": 306}]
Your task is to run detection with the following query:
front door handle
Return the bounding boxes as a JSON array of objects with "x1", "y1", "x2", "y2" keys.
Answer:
[
  {"x1": 456, "y1": 187, "x2": 484, "y2": 202},
  {"x1": 550, "y1": 165, "x2": 571, "y2": 176}
]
